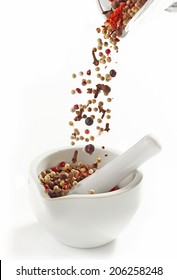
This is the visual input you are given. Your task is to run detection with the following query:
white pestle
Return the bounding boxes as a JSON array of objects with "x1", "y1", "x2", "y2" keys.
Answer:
[{"x1": 68, "y1": 135, "x2": 161, "y2": 195}]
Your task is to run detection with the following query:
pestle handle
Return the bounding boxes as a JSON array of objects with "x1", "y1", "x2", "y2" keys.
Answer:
[{"x1": 69, "y1": 135, "x2": 161, "y2": 195}]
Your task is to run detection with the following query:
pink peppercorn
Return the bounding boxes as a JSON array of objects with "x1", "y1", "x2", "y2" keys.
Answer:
[
  {"x1": 76, "y1": 88, "x2": 82, "y2": 94},
  {"x1": 85, "y1": 170, "x2": 90, "y2": 177},
  {"x1": 73, "y1": 104, "x2": 79, "y2": 110},
  {"x1": 59, "y1": 161, "x2": 66, "y2": 167},
  {"x1": 44, "y1": 184, "x2": 50, "y2": 190},
  {"x1": 85, "y1": 129, "x2": 90, "y2": 134},
  {"x1": 63, "y1": 185, "x2": 68, "y2": 190},
  {"x1": 105, "y1": 49, "x2": 111, "y2": 55},
  {"x1": 51, "y1": 166, "x2": 59, "y2": 172},
  {"x1": 114, "y1": 38, "x2": 120, "y2": 43}
]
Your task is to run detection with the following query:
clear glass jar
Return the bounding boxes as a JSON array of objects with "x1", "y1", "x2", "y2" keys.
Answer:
[{"x1": 97, "y1": 0, "x2": 177, "y2": 37}]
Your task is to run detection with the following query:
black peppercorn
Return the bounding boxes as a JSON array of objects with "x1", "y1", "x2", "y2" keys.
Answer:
[{"x1": 85, "y1": 117, "x2": 94, "y2": 126}]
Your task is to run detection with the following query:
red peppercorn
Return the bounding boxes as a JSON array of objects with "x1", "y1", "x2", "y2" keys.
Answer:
[
  {"x1": 63, "y1": 185, "x2": 68, "y2": 190},
  {"x1": 76, "y1": 88, "x2": 82, "y2": 94},
  {"x1": 114, "y1": 38, "x2": 120, "y2": 43},
  {"x1": 59, "y1": 161, "x2": 66, "y2": 167},
  {"x1": 73, "y1": 104, "x2": 79, "y2": 110},
  {"x1": 51, "y1": 166, "x2": 59, "y2": 172},
  {"x1": 85, "y1": 129, "x2": 90, "y2": 134},
  {"x1": 105, "y1": 49, "x2": 111, "y2": 55},
  {"x1": 44, "y1": 184, "x2": 50, "y2": 190}
]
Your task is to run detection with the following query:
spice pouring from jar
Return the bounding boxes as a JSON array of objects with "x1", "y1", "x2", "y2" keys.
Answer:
[
  {"x1": 68, "y1": 135, "x2": 161, "y2": 195},
  {"x1": 97, "y1": 0, "x2": 177, "y2": 37}
]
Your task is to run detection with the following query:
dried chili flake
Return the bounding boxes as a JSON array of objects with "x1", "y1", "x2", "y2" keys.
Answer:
[{"x1": 105, "y1": 2, "x2": 126, "y2": 31}]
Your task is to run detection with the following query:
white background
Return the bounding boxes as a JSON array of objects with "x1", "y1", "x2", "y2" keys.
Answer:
[{"x1": 0, "y1": 0, "x2": 177, "y2": 268}]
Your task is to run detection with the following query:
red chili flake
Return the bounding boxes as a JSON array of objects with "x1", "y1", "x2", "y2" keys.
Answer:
[
  {"x1": 76, "y1": 88, "x2": 82, "y2": 94},
  {"x1": 59, "y1": 161, "x2": 66, "y2": 167},
  {"x1": 105, "y1": 2, "x2": 126, "y2": 30},
  {"x1": 44, "y1": 184, "x2": 50, "y2": 190},
  {"x1": 51, "y1": 166, "x2": 59, "y2": 172},
  {"x1": 85, "y1": 129, "x2": 90, "y2": 134},
  {"x1": 105, "y1": 49, "x2": 111, "y2": 55}
]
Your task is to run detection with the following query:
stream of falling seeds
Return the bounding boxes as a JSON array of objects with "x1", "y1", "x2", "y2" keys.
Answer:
[
  {"x1": 68, "y1": 0, "x2": 148, "y2": 155},
  {"x1": 69, "y1": 31, "x2": 118, "y2": 154}
]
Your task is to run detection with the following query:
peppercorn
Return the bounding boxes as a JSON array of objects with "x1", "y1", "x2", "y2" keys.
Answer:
[
  {"x1": 85, "y1": 117, "x2": 94, "y2": 126},
  {"x1": 110, "y1": 69, "x2": 117, "y2": 77},
  {"x1": 90, "y1": 136, "x2": 95, "y2": 141},
  {"x1": 86, "y1": 69, "x2": 91, "y2": 75},
  {"x1": 82, "y1": 79, "x2": 87, "y2": 86},
  {"x1": 69, "y1": 121, "x2": 74, "y2": 126},
  {"x1": 76, "y1": 88, "x2": 82, "y2": 93},
  {"x1": 85, "y1": 144, "x2": 95, "y2": 154},
  {"x1": 85, "y1": 129, "x2": 90, "y2": 134}
]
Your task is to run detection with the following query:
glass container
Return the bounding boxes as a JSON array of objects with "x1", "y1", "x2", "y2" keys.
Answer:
[{"x1": 97, "y1": 0, "x2": 177, "y2": 37}]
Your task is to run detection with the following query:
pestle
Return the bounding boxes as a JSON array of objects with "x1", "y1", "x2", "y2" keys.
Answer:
[{"x1": 68, "y1": 135, "x2": 161, "y2": 195}]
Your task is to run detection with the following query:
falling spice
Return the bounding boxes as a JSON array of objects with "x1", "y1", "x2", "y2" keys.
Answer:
[
  {"x1": 92, "y1": 48, "x2": 99, "y2": 66},
  {"x1": 72, "y1": 150, "x2": 78, "y2": 163},
  {"x1": 68, "y1": 1, "x2": 149, "y2": 154}
]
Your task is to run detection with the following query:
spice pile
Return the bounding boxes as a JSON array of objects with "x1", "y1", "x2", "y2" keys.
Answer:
[
  {"x1": 38, "y1": 151, "x2": 102, "y2": 198},
  {"x1": 38, "y1": 150, "x2": 120, "y2": 198},
  {"x1": 39, "y1": 0, "x2": 148, "y2": 197},
  {"x1": 68, "y1": 0, "x2": 148, "y2": 154}
]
